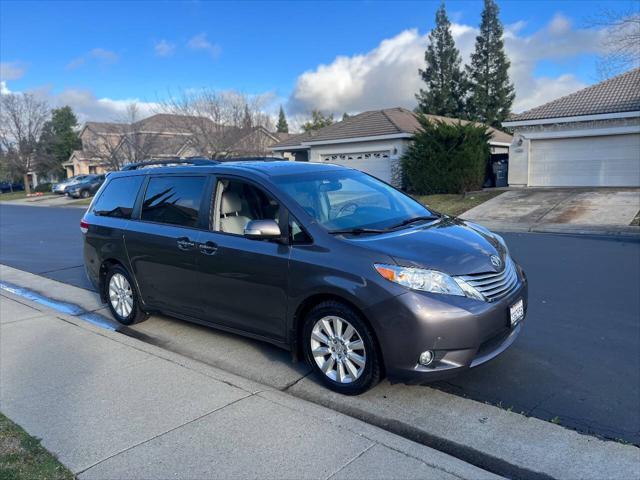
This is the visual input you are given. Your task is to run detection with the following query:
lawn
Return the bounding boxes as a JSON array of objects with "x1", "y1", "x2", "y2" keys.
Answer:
[
  {"x1": 0, "y1": 413, "x2": 73, "y2": 480},
  {"x1": 413, "y1": 190, "x2": 503, "y2": 217},
  {"x1": 0, "y1": 192, "x2": 53, "y2": 202}
]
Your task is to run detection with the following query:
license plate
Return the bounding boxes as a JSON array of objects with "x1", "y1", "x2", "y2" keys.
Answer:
[{"x1": 510, "y1": 299, "x2": 524, "y2": 327}]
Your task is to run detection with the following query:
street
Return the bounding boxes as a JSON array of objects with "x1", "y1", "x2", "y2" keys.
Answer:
[{"x1": 1, "y1": 203, "x2": 639, "y2": 445}]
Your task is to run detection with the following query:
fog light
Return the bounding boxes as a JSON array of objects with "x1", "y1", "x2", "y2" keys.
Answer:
[{"x1": 419, "y1": 350, "x2": 434, "y2": 366}]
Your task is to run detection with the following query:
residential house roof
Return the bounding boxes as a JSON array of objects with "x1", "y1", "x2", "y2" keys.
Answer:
[
  {"x1": 507, "y1": 68, "x2": 640, "y2": 122},
  {"x1": 272, "y1": 108, "x2": 512, "y2": 149}
]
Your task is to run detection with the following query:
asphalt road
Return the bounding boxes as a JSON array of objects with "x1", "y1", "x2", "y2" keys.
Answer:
[{"x1": 1, "y1": 203, "x2": 639, "y2": 444}]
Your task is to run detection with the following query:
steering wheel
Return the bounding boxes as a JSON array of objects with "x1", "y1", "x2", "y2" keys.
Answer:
[{"x1": 336, "y1": 202, "x2": 358, "y2": 218}]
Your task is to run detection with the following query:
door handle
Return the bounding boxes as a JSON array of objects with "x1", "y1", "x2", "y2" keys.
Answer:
[
  {"x1": 198, "y1": 241, "x2": 218, "y2": 255},
  {"x1": 176, "y1": 237, "x2": 196, "y2": 250}
]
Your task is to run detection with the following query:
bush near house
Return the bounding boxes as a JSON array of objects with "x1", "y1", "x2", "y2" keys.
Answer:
[
  {"x1": 34, "y1": 183, "x2": 52, "y2": 193},
  {"x1": 402, "y1": 116, "x2": 490, "y2": 194}
]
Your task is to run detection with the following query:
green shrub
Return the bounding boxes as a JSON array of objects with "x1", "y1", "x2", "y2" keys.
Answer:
[
  {"x1": 34, "y1": 182, "x2": 52, "y2": 193},
  {"x1": 402, "y1": 116, "x2": 490, "y2": 194}
]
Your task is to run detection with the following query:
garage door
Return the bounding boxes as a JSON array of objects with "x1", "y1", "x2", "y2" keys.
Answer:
[
  {"x1": 530, "y1": 134, "x2": 640, "y2": 187},
  {"x1": 320, "y1": 151, "x2": 392, "y2": 183}
]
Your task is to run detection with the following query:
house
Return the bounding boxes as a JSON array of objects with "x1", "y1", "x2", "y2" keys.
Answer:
[
  {"x1": 502, "y1": 68, "x2": 640, "y2": 187},
  {"x1": 271, "y1": 108, "x2": 512, "y2": 187},
  {"x1": 63, "y1": 113, "x2": 280, "y2": 178}
]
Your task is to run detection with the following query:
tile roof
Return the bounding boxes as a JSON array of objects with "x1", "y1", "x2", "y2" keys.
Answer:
[
  {"x1": 273, "y1": 108, "x2": 511, "y2": 148},
  {"x1": 508, "y1": 68, "x2": 640, "y2": 122}
]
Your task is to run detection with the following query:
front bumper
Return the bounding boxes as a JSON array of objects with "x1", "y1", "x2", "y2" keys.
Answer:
[{"x1": 365, "y1": 266, "x2": 528, "y2": 384}]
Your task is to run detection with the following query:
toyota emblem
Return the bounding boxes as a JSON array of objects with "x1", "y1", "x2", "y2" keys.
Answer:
[{"x1": 490, "y1": 255, "x2": 502, "y2": 269}]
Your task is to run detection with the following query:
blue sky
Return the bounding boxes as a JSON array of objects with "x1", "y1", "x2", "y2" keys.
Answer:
[{"x1": 1, "y1": 0, "x2": 635, "y2": 125}]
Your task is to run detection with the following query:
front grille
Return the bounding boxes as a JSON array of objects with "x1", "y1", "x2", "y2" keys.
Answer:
[{"x1": 458, "y1": 257, "x2": 519, "y2": 302}]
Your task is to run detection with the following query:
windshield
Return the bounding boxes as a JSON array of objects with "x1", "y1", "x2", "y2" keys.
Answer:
[{"x1": 273, "y1": 169, "x2": 435, "y2": 232}]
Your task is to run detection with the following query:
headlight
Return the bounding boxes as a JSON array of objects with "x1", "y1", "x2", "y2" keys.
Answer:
[{"x1": 374, "y1": 264, "x2": 483, "y2": 300}]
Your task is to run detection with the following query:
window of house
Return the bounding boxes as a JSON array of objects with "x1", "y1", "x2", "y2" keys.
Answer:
[
  {"x1": 141, "y1": 176, "x2": 206, "y2": 228},
  {"x1": 92, "y1": 176, "x2": 144, "y2": 219}
]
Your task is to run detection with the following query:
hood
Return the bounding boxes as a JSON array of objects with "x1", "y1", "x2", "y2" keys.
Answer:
[{"x1": 345, "y1": 217, "x2": 505, "y2": 276}]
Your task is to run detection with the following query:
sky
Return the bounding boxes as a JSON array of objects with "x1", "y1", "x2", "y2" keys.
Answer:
[{"x1": 1, "y1": 0, "x2": 637, "y2": 127}]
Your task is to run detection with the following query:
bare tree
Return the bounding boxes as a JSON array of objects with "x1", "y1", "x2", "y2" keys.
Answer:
[
  {"x1": 84, "y1": 102, "x2": 164, "y2": 170},
  {"x1": 589, "y1": 6, "x2": 640, "y2": 79},
  {"x1": 159, "y1": 89, "x2": 275, "y2": 158},
  {"x1": 0, "y1": 93, "x2": 50, "y2": 194}
]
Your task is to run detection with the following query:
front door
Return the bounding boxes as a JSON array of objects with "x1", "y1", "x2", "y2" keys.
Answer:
[
  {"x1": 197, "y1": 178, "x2": 290, "y2": 340},
  {"x1": 125, "y1": 175, "x2": 208, "y2": 316}
]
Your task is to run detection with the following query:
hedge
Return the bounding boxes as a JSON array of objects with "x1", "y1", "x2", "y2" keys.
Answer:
[{"x1": 402, "y1": 116, "x2": 491, "y2": 194}]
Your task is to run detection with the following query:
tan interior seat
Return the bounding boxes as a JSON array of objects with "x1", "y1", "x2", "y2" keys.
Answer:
[{"x1": 220, "y1": 191, "x2": 251, "y2": 235}]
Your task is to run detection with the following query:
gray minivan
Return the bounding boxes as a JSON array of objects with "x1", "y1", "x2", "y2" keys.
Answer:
[{"x1": 82, "y1": 159, "x2": 528, "y2": 395}]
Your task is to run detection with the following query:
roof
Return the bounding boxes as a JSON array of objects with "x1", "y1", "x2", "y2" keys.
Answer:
[
  {"x1": 272, "y1": 108, "x2": 512, "y2": 149},
  {"x1": 507, "y1": 68, "x2": 640, "y2": 122}
]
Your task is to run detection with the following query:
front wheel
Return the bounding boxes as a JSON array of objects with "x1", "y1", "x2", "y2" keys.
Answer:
[
  {"x1": 302, "y1": 301, "x2": 382, "y2": 395},
  {"x1": 105, "y1": 265, "x2": 148, "y2": 325}
]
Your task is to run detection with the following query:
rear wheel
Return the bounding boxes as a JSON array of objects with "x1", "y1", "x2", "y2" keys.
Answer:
[
  {"x1": 80, "y1": 189, "x2": 90, "y2": 199},
  {"x1": 105, "y1": 265, "x2": 147, "y2": 325},
  {"x1": 303, "y1": 301, "x2": 381, "y2": 395}
]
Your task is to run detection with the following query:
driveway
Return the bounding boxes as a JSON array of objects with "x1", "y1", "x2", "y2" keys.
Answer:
[{"x1": 462, "y1": 189, "x2": 640, "y2": 233}]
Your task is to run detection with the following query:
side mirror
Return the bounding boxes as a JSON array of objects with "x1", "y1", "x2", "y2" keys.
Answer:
[{"x1": 244, "y1": 219, "x2": 282, "y2": 240}]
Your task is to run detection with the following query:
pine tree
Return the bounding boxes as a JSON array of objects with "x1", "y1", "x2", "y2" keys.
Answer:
[
  {"x1": 36, "y1": 106, "x2": 81, "y2": 177},
  {"x1": 416, "y1": 1, "x2": 467, "y2": 118},
  {"x1": 276, "y1": 106, "x2": 289, "y2": 133},
  {"x1": 465, "y1": 0, "x2": 515, "y2": 128}
]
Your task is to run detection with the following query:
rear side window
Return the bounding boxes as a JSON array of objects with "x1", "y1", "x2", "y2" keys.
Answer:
[
  {"x1": 141, "y1": 176, "x2": 206, "y2": 228},
  {"x1": 92, "y1": 176, "x2": 143, "y2": 218}
]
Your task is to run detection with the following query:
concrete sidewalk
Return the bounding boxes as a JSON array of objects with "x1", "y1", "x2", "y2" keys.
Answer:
[{"x1": 0, "y1": 291, "x2": 499, "y2": 479}]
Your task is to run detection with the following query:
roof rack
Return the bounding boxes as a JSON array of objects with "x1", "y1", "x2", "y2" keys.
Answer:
[
  {"x1": 120, "y1": 157, "x2": 219, "y2": 171},
  {"x1": 215, "y1": 156, "x2": 282, "y2": 162}
]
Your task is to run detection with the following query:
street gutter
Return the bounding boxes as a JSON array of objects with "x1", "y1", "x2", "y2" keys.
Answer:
[{"x1": 1, "y1": 263, "x2": 639, "y2": 480}]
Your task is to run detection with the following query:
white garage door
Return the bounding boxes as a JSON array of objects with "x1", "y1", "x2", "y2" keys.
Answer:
[
  {"x1": 320, "y1": 151, "x2": 392, "y2": 183},
  {"x1": 530, "y1": 134, "x2": 640, "y2": 187}
]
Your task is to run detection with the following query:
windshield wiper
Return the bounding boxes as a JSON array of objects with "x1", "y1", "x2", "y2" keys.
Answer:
[
  {"x1": 329, "y1": 227, "x2": 388, "y2": 235},
  {"x1": 389, "y1": 215, "x2": 440, "y2": 230}
]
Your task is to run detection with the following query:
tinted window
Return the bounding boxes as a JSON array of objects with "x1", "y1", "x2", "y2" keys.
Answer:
[
  {"x1": 92, "y1": 176, "x2": 143, "y2": 218},
  {"x1": 142, "y1": 176, "x2": 206, "y2": 228}
]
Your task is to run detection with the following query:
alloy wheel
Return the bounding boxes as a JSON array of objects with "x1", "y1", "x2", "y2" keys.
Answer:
[
  {"x1": 310, "y1": 315, "x2": 366, "y2": 384},
  {"x1": 108, "y1": 273, "x2": 133, "y2": 319}
]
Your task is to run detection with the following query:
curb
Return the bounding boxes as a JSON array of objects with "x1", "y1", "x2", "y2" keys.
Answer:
[{"x1": 2, "y1": 264, "x2": 639, "y2": 480}]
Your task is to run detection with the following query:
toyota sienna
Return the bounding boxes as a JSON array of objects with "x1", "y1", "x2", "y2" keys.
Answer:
[{"x1": 82, "y1": 159, "x2": 528, "y2": 395}]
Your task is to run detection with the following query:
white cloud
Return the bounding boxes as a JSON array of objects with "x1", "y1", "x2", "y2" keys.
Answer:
[
  {"x1": 67, "y1": 48, "x2": 119, "y2": 70},
  {"x1": 288, "y1": 14, "x2": 609, "y2": 116},
  {"x1": 187, "y1": 33, "x2": 221, "y2": 59},
  {"x1": 0, "y1": 61, "x2": 26, "y2": 81},
  {"x1": 1, "y1": 81, "x2": 11, "y2": 95},
  {"x1": 154, "y1": 40, "x2": 176, "y2": 57}
]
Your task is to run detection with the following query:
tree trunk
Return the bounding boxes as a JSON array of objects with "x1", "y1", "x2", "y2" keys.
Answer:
[{"x1": 23, "y1": 173, "x2": 31, "y2": 195}]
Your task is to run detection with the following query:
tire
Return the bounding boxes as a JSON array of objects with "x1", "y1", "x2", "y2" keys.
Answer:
[
  {"x1": 80, "y1": 189, "x2": 90, "y2": 199},
  {"x1": 104, "y1": 265, "x2": 148, "y2": 325},
  {"x1": 302, "y1": 301, "x2": 382, "y2": 395}
]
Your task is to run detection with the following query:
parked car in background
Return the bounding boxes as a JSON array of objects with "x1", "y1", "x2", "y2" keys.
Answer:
[
  {"x1": 0, "y1": 181, "x2": 25, "y2": 193},
  {"x1": 53, "y1": 175, "x2": 90, "y2": 195},
  {"x1": 67, "y1": 174, "x2": 106, "y2": 199},
  {"x1": 82, "y1": 159, "x2": 527, "y2": 395}
]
